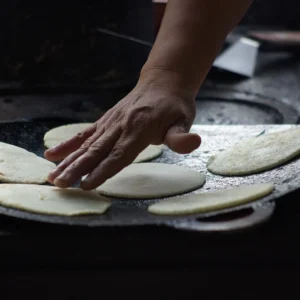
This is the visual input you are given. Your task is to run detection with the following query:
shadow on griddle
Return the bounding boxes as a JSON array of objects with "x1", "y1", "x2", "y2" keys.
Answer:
[{"x1": 197, "y1": 208, "x2": 254, "y2": 223}]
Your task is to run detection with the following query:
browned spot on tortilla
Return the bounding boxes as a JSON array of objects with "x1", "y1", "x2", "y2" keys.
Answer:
[{"x1": 0, "y1": 172, "x2": 4, "y2": 176}]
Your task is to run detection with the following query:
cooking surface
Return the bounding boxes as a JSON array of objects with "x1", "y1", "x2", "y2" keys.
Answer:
[
  {"x1": 0, "y1": 121, "x2": 297, "y2": 232},
  {"x1": 0, "y1": 35, "x2": 299, "y2": 277}
]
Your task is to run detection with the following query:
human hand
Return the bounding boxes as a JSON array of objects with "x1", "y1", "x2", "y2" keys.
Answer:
[{"x1": 45, "y1": 70, "x2": 201, "y2": 190}]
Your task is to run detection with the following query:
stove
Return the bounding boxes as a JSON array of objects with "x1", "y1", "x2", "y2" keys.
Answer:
[{"x1": 1, "y1": 35, "x2": 300, "y2": 299}]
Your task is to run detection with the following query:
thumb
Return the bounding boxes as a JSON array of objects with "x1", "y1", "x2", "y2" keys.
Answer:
[{"x1": 163, "y1": 124, "x2": 201, "y2": 154}]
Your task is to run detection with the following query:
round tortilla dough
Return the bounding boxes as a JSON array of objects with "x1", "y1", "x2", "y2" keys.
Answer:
[
  {"x1": 133, "y1": 145, "x2": 163, "y2": 163},
  {"x1": 44, "y1": 123, "x2": 93, "y2": 149},
  {"x1": 0, "y1": 142, "x2": 56, "y2": 184},
  {"x1": 44, "y1": 123, "x2": 163, "y2": 162},
  {"x1": 148, "y1": 183, "x2": 274, "y2": 215},
  {"x1": 95, "y1": 163, "x2": 206, "y2": 199},
  {"x1": 207, "y1": 128, "x2": 300, "y2": 176},
  {"x1": 0, "y1": 184, "x2": 111, "y2": 216}
]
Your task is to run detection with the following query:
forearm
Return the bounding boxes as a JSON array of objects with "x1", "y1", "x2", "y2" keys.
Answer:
[{"x1": 141, "y1": 0, "x2": 252, "y2": 96}]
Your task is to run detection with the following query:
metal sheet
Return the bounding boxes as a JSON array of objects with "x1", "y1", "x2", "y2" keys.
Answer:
[{"x1": 0, "y1": 121, "x2": 298, "y2": 232}]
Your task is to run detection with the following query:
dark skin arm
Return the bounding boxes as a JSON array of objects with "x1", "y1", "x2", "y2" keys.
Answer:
[{"x1": 45, "y1": 0, "x2": 252, "y2": 190}]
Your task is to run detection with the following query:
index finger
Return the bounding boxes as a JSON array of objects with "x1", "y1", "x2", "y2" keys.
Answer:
[
  {"x1": 81, "y1": 133, "x2": 149, "y2": 190},
  {"x1": 44, "y1": 123, "x2": 97, "y2": 161}
]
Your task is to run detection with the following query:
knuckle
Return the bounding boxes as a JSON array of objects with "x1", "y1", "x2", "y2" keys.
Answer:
[
  {"x1": 87, "y1": 144, "x2": 104, "y2": 156},
  {"x1": 68, "y1": 160, "x2": 81, "y2": 171},
  {"x1": 79, "y1": 137, "x2": 94, "y2": 151},
  {"x1": 75, "y1": 131, "x2": 85, "y2": 139},
  {"x1": 55, "y1": 164, "x2": 66, "y2": 174},
  {"x1": 181, "y1": 121, "x2": 192, "y2": 132},
  {"x1": 109, "y1": 145, "x2": 127, "y2": 160},
  {"x1": 123, "y1": 106, "x2": 152, "y2": 132},
  {"x1": 173, "y1": 105, "x2": 196, "y2": 129}
]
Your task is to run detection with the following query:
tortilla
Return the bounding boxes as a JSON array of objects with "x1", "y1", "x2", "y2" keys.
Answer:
[
  {"x1": 0, "y1": 184, "x2": 111, "y2": 216},
  {"x1": 148, "y1": 183, "x2": 274, "y2": 215},
  {"x1": 133, "y1": 145, "x2": 163, "y2": 163},
  {"x1": 43, "y1": 123, "x2": 93, "y2": 149},
  {"x1": 95, "y1": 163, "x2": 206, "y2": 199},
  {"x1": 207, "y1": 128, "x2": 300, "y2": 176},
  {"x1": 0, "y1": 142, "x2": 56, "y2": 184},
  {"x1": 44, "y1": 123, "x2": 163, "y2": 162}
]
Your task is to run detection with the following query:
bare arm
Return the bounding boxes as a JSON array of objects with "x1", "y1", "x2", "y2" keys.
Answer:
[
  {"x1": 142, "y1": 0, "x2": 252, "y2": 95},
  {"x1": 46, "y1": 0, "x2": 253, "y2": 190}
]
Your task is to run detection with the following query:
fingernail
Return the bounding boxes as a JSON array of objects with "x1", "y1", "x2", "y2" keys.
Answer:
[
  {"x1": 82, "y1": 176, "x2": 88, "y2": 183},
  {"x1": 49, "y1": 168, "x2": 56, "y2": 174},
  {"x1": 47, "y1": 174, "x2": 54, "y2": 184},
  {"x1": 47, "y1": 144, "x2": 61, "y2": 152},
  {"x1": 80, "y1": 178, "x2": 93, "y2": 190},
  {"x1": 54, "y1": 176, "x2": 68, "y2": 188},
  {"x1": 53, "y1": 177, "x2": 61, "y2": 185},
  {"x1": 49, "y1": 168, "x2": 60, "y2": 178},
  {"x1": 80, "y1": 178, "x2": 106, "y2": 190},
  {"x1": 45, "y1": 148, "x2": 54, "y2": 153},
  {"x1": 80, "y1": 178, "x2": 89, "y2": 188}
]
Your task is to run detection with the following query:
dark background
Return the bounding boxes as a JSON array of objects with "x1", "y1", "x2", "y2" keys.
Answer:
[
  {"x1": 242, "y1": 0, "x2": 300, "y2": 28},
  {"x1": 1, "y1": 2, "x2": 300, "y2": 297},
  {"x1": 0, "y1": 0, "x2": 154, "y2": 84},
  {"x1": 0, "y1": 0, "x2": 300, "y2": 85}
]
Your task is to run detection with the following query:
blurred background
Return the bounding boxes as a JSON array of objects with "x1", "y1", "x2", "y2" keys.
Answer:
[
  {"x1": 0, "y1": 0, "x2": 300, "y2": 125},
  {"x1": 0, "y1": 0, "x2": 299, "y2": 87}
]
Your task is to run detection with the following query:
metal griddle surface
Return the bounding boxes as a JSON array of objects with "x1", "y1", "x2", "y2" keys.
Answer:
[{"x1": 0, "y1": 121, "x2": 298, "y2": 231}]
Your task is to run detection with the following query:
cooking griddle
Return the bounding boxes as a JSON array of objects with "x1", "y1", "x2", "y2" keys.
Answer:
[{"x1": 0, "y1": 121, "x2": 299, "y2": 233}]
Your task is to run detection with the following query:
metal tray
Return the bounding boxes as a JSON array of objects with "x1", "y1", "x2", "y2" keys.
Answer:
[{"x1": 0, "y1": 121, "x2": 299, "y2": 233}]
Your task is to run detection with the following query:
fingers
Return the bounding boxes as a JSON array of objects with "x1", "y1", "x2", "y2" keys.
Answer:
[
  {"x1": 47, "y1": 128, "x2": 105, "y2": 184},
  {"x1": 50, "y1": 127, "x2": 122, "y2": 188},
  {"x1": 164, "y1": 124, "x2": 201, "y2": 154},
  {"x1": 80, "y1": 134, "x2": 147, "y2": 190},
  {"x1": 44, "y1": 123, "x2": 97, "y2": 161}
]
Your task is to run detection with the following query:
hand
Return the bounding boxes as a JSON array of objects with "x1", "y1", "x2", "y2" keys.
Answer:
[{"x1": 45, "y1": 70, "x2": 201, "y2": 190}]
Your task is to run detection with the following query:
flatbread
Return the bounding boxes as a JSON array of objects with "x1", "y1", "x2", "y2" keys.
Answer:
[
  {"x1": 0, "y1": 142, "x2": 56, "y2": 184},
  {"x1": 133, "y1": 145, "x2": 163, "y2": 163},
  {"x1": 44, "y1": 123, "x2": 93, "y2": 149},
  {"x1": 95, "y1": 163, "x2": 206, "y2": 199},
  {"x1": 207, "y1": 128, "x2": 300, "y2": 176},
  {"x1": 44, "y1": 123, "x2": 163, "y2": 162},
  {"x1": 148, "y1": 183, "x2": 274, "y2": 215},
  {"x1": 0, "y1": 184, "x2": 111, "y2": 216}
]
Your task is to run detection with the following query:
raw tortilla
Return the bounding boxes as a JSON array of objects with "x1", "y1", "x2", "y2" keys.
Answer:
[
  {"x1": 207, "y1": 127, "x2": 300, "y2": 176},
  {"x1": 0, "y1": 184, "x2": 111, "y2": 216},
  {"x1": 43, "y1": 123, "x2": 93, "y2": 149},
  {"x1": 148, "y1": 183, "x2": 274, "y2": 215},
  {"x1": 0, "y1": 142, "x2": 56, "y2": 184},
  {"x1": 95, "y1": 163, "x2": 206, "y2": 199},
  {"x1": 44, "y1": 123, "x2": 163, "y2": 162},
  {"x1": 133, "y1": 145, "x2": 163, "y2": 163}
]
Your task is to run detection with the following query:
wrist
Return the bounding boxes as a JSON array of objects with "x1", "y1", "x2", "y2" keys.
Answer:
[{"x1": 138, "y1": 67, "x2": 198, "y2": 99}]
